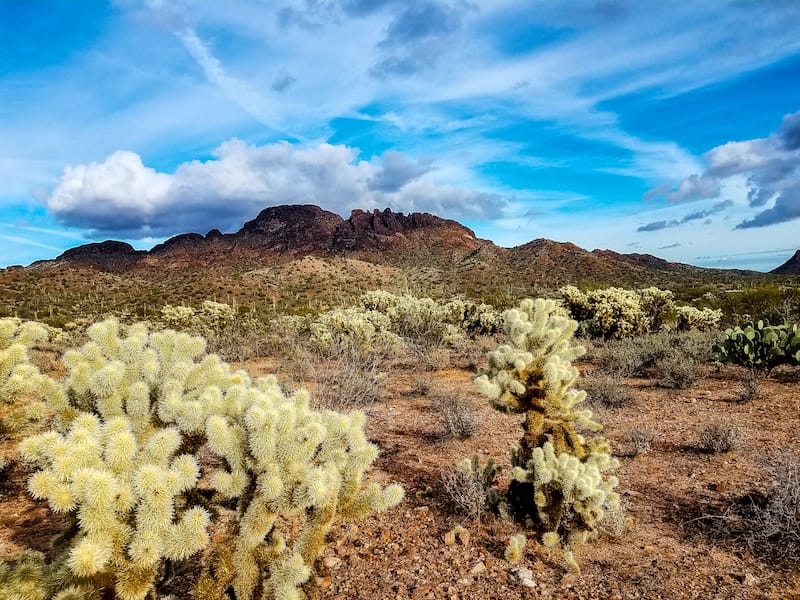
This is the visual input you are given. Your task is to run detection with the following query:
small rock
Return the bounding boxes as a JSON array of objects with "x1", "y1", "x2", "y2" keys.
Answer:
[
  {"x1": 456, "y1": 528, "x2": 470, "y2": 546},
  {"x1": 561, "y1": 573, "x2": 578, "y2": 587},
  {"x1": 744, "y1": 573, "x2": 758, "y2": 586},
  {"x1": 511, "y1": 567, "x2": 536, "y2": 588},
  {"x1": 644, "y1": 545, "x2": 656, "y2": 553},
  {"x1": 469, "y1": 561, "x2": 486, "y2": 577},
  {"x1": 444, "y1": 530, "x2": 456, "y2": 546},
  {"x1": 323, "y1": 556, "x2": 341, "y2": 569}
]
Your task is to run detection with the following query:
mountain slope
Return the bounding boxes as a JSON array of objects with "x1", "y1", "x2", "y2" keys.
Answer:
[
  {"x1": 2, "y1": 204, "x2": 781, "y2": 322},
  {"x1": 771, "y1": 250, "x2": 800, "y2": 275}
]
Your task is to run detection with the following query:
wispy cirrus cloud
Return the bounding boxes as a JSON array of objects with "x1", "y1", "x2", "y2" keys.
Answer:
[{"x1": 637, "y1": 199, "x2": 733, "y2": 232}]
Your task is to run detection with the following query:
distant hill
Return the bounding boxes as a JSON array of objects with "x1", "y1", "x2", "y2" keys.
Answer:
[
  {"x1": 2, "y1": 204, "x2": 786, "y2": 321},
  {"x1": 771, "y1": 250, "x2": 800, "y2": 275}
]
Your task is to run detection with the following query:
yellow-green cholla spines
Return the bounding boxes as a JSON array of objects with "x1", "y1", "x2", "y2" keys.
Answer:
[
  {"x1": 16, "y1": 318, "x2": 401, "y2": 600},
  {"x1": 476, "y1": 299, "x2": 619, "y2": 571}
]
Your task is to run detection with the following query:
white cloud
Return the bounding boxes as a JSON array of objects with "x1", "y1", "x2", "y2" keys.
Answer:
[
  {"x1": 647, "y1": 111, "x2": 800, "y2": 228},
  {"x1": 46, "y1": 139, "x2": 507, "y2": 237}
]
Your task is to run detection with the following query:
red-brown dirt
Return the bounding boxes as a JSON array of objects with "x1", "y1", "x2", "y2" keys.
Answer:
[{"x1": 2, "y1": 359, "x2": 799, "y2": 599}]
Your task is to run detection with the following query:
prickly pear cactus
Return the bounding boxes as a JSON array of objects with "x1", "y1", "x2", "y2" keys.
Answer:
[{"x1": 714, "y1": 320, "x2": 800, "y2": 375}]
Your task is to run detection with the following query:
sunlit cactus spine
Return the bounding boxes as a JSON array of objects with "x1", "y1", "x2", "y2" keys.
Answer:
[{"x1": 475, "y1": 298, "x2": 619, "y2": 571}]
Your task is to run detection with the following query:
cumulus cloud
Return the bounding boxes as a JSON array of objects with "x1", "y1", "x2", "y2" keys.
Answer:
[
  {"x1": 736, "y1": 182, "x2": 800, "y2": 229},
  {"x1": 645, "y1": 110, "x2": 800, "y2": 229},
  {"x1": 637, "y1": 199, "x2": 733, "y2": 232},
  {"x1": 45, "y1": 139, "x2": 507, "y2": 237}
]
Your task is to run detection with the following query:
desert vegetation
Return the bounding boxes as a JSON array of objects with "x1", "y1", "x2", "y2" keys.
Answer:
[{"x1": 1, "y1": 282, "x2": 799, "y2": 598}]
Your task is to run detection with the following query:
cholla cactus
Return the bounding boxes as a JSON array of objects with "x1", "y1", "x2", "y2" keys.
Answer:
[
  {"x1": 559, "y1": 286, "x2": 678, "y2": 339},
  {"x1": 475, "y1": 299, "x2": 619, "y2": 570},
  {"x1": 160, "y1": 300, "x2": 236, "y2": 334},
  {"x1": 359, "y1": 290, "x2": 501, "y2": 344},
  {"x1": 505, "y1": 534, "x2": 526, "y2": 564},
  {"x1": 1, "y1": 318, "x2": 54, "y2": 407},
  {"x1": 308, "y1": 307, "x2": 402, "y2": 353},
  {"x1": 675, "y1": 306, "x2": 722, "y2": 332},
  {"x1": 16, "y1": 318, "x2": 402, "y2": 600},
  {"x1": 639, "y1": 287, "x2": 674, "y2": 332}
]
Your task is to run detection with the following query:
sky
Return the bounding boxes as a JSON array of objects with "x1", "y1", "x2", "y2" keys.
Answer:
[{"x1": 1, "y1": 1, "x2": 799, "y2": 272}]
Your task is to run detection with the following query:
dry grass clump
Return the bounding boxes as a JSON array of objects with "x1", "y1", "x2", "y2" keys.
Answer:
[
  {"x1": 624, "y1": 427, "x2": 656, "y2": 456},
  {"x1": 739, "y1": 369, "x2": 762, "y2": 402},
  {"x1": 581, "y1": 376, "x2": 634, "y2": 408},
  {"x1": 440, "y1": 457, "x2": 498, "y2": 524},
  {"x1": 441, "y1": 467, "x2": 489, "y2": 523},
  {"x1": 698, "y1": 456, "x2": 800, "y2": 563},
  {"x1": 743, "y1": 457, "x2": 800, "y2": 561},
  {"x1": 698, "y1": 419, "x2": 745, "y2": 453},
  {"x1": 304, "y1": 343, "x2": 388, "y2": 411},
  {"x1": 432, "y1": 395, "x2": 480, "y2": 440}
]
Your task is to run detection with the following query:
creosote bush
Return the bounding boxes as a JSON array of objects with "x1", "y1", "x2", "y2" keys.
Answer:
[
  {"x1": 6, "y1": 318, "x2": 402, "y2": 600},
  {"x1": 475, "y1": 298, "x2": 619, "y2": 572}
]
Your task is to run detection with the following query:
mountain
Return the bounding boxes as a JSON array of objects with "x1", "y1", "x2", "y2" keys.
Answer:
[
  {"x1": 771, "y1": 250, "x2": 800, "y2": 275},
  {"x1": 2, "y1": 204, "x2": 780, "y2": 321}
]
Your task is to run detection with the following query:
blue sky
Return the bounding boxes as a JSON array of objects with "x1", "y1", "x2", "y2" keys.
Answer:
[{"x1": 1, "y1": 1, "x2": 799, "y2": 271}]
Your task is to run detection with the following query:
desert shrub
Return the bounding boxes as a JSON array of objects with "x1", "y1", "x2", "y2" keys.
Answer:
[
  {"x1": 594, "y1": 331, "x2": 716, "y2": 378},
  {"x1": 654, "y1": 354, "x2": 704, "y2": 389},
  {"x1": 742, "y1": 456, "x2": 800, "y2": 561},
  {"x1": 440, "y1": 455, "x2": 500, "y2": 524},
  {"x1": 702, "y1": 456, "x2": 800, "y2": 563},
  {"x1": 432, "y1": 395, "x2": 480, "y2": 440},
  {"x1": 303, "y1": 343, "x2": 388, "y2": 412},
  {"x1": 475, "y1": 298, "x2": 619, "y2": 572},
  {"x1": 593, "y1": 334, "x2": 672, "y2": 377},
  {"x1": 411, "y1": 342, "x2": 452, "y2": 372},
  {"x1": 581, "y1": 376, "x2": 633, "y2": 409},
  {"x1": 623, "y1": 428, "x2": 655, "y2": 456},
  {"x1": 698, "y1": 420, "x2": 744, "y2": 453},
  {"x1": 11, "y1": 319, "x2": 402, "y2": 600}
]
